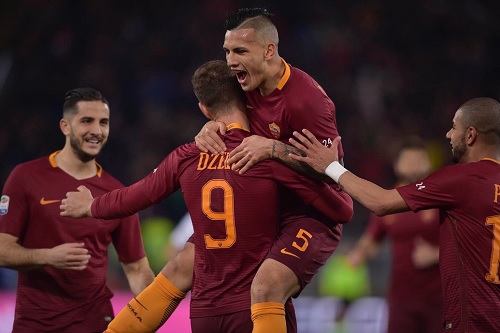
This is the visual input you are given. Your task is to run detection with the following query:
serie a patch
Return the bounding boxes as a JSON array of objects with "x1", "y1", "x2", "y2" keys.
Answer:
[{"x1": 0, "y1": 195, "x2": 10, "y2": 215}]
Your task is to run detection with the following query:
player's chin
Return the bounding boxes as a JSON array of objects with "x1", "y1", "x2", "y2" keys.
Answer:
[
  {"x1": 239, "y1": 79, "x2": 256, "y2": 92},
  {"x1": 85, "y1": 145, "x2": 103, "y2": 155},
  {"x1": 81, "y1": 146, "x2": 103, "y2": 159},
  {"x1": 239, "y1": 83, "x2": 252, "y2": 92}
]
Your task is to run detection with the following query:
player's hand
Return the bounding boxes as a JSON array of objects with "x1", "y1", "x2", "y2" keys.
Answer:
[
  {"x1": 195, "y1": 121, "x2": 227, "y2": 155},
  {"x1": 60, "y1": 185, "x2": 94, "y2": 218},
  {"x1": 346, "y1": 250, "x2": 364, "y2": 268},
  {"x1": 45, "y1": 243, "x2": 91, "y2": 270},
  {"x1": 289, "y1": 129, "x2": 340, "y2": 173},
  {"x1": 227, "y1": 135, "x2": 273, "y2": 174},
  {"x1": 412, "y1": 237, "x2": 439, "y2": 269}
]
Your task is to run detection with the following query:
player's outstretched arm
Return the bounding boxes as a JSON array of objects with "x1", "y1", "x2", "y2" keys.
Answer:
[{"x1": 289, "y1": 129, "x2": 409, "y2": 216}]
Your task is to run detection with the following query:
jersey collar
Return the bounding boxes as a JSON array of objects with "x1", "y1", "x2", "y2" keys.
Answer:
[
  {"x1": 276, "y1": 58, "x2": 291, "y2": 91},
  {"x1": 482, "y1": 158, "x2": 500, "y2": 165},
  {"x1": 226, "y1": 123, "x2": 250, "y2": 132},
  {"x1": 49, "y1": 151, "x2": 103, "y2": 177}
]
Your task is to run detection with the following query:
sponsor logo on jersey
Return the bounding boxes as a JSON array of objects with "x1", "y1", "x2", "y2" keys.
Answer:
[
  {"x1": 269, "y1": 122, "x2": 281, "y2": 139},
  {"x1": 280, "y1": 247, "x2": 300, "y2": 259},
  {"x1": 0, "y1": 195, "x2": 10, "y2": 215},
  {"x1": 40, "y1": 197, "x2": 61, "y2": 205},
  {"x1": 416, "y1": 182, "x2": 426, "y2": 190}
]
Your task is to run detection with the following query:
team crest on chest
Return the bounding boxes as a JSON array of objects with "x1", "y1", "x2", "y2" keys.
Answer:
[{"x1": 269, "y1": 122, "x2": 281, "y2": 139}]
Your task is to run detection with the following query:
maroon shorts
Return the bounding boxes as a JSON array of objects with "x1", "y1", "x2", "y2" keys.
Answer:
[
  {"x1": 191, "y1": 310, "x2": 253, "y2": 333},
  {"x1": 190, "y1": 300, "x2": 297, "y2": 333},
  {"x1": 267, "y1": 218, "x2": 342, "y2": 294}
]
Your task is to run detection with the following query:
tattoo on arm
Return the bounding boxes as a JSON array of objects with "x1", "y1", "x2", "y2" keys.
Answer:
[
  {"x1": 271, "y1": 140, "x2": 320, "y2": 176},
  {"x1": 271, "y1": 140, "x2": 278, "y2": 159}
]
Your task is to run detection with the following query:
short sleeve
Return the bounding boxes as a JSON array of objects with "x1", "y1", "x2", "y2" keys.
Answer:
[{"x1": 0, "y1": 166, "x2": 29, "y2": 236}]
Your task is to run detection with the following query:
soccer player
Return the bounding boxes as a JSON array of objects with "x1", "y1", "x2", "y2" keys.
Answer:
[
  {"x1": 347, "y1": 137, "x2": 442, "y2": 333},
  {"x1": 289, "y1": 97, "x2": 500, "y2": 332},
  {"x1": 0, "y1": 88, "x2": 155, "y2": 333},
  {"x1": 193, "y1": 8, "x2": 346, "y2": 332},
  {"x1": 60, "y1": 60, "x2": 353, "y2": 333}
]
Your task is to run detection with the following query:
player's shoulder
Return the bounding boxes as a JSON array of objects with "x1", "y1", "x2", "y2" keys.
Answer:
[
  {"x1": 423, "y1": 161, "x2": 489, "y2": 186},
  {"x1": 467, "y1": 159, "x2": 500, "y2": 179},
  {"x1": 287, "y1": 65, "x2": 316, "y2": 87},
  {"x1": 10, "y1": 156, "x2": 50, "y2": 175},
  {"x1": 174, "y1": 141, "x2": 199, "y2": 155},
  {"x1": 97, "y1": 169, "x2": 125, "y2": 189},
  {"x1": 439, "y1": 160, "x2": 493, "y2": 175},
  {"x1": 286, "y1": 64, "x2": 332, "y2": 101},
  {"x1": 159, "y1": 142, "x2": 200, "y2": 171}
]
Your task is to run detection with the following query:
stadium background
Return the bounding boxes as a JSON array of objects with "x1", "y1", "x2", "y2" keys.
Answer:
[{"x1": 0, "y1": 0, "x2": 499, "y2": 331}]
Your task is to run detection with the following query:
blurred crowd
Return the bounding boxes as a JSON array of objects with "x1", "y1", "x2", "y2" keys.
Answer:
[{"x1": 0, "y1": 0, "x2": 499, "y2": 294}]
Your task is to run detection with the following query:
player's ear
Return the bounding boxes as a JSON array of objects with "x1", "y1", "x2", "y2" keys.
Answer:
[
  {"x1": 264, "y1": 43, "x2": 276, "y2": 59},
  {"x1": 60, "y1": 118, "x2": 70, "y2": 135},
  {"x1": 466, "y1": 126, "x2": 477, "y2": 144},
  {"x1": 198, "y1": 102, "x2": 212, "y2": 120}
]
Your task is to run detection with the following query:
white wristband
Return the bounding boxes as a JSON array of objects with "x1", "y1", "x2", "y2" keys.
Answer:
[{"x1": 325, "y1": 161, "x2": 348, "y2": 183}]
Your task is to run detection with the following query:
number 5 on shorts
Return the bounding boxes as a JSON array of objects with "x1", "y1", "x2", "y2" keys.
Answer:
[{"x1": 293, "y1": 229, "x2": 313, "y2": 251}]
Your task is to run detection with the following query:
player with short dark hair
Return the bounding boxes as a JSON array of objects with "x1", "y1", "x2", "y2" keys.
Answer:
[
  {"x1": 0, "y1": 87, "x2": 154, "y2": 332},
  {"x1": 289, "y1": 97, "x2": 500, "y2": 332}
]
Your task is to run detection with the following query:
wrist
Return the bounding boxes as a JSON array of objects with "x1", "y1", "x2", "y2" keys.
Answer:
[
  {"x1": 270, "y1": 139, "x2": 278, "y2": 160},
  {"x1": 38, "y1": 248, "x2": 50, "y2": 266},
  {"x1": 325, "y1": 161, "x2": 348, "y2": 183}
]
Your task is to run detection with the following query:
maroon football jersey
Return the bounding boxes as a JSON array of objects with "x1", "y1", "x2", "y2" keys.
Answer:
[
  {"x1": 367, "y1": 209, "x2": 441, "y2": 303},
  {"x1": 0, "y1": 152, "x2": 146, "y2": 332},
  {"x1": 245, "y1": 59, "x2": 346, "y2": 224},
  {"x1": 245, "y1": 59, "x2": 343, "y2": 157},
  {"x1": 397, "y1": 159, "x2": 500, "y2": 332},
  {"x1": 92, "y1": 126, "x2": 352, "y2": 318}
]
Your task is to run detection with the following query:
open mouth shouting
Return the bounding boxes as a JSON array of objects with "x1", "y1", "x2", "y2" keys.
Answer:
[{"x1": 234, "y1": 70, "x2": 248, "y2": 85}]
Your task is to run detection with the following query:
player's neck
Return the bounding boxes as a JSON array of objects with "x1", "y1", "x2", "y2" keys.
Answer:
[
  {"x1": 54, "y1": 147, "x2": 98, "y2": 180},
  {"x1": 213, "y1": 105, "x2": 250, "y2": 131},
  {"x1": 463, "y1": 143, "x2": 500, "y2": 163},
  {"x1": 258, "y1": 57, "x2": 285, "y2": 96},
  {"x1": 480, "y1": 144, "x2": 500, "y2": 162},
  {"x1": 217, "y1": 116, "x2": 250, "y2": 132}
]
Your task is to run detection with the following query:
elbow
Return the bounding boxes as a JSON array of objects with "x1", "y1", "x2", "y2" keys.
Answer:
[
  {"x1": 373, "y1": 209, "x2": 386, "y2": 217},
  {"x1": 336, "y1": 193, "x2": 354, "y2": 224},
  {"x1": 334, "y1": 199, "x2": 354, "y2": 224},
  {"x1": 372, "y1": 204, "x2": 393, "y2": 217},
  {"x1": 339, "y1": 206, "x2": 354, "y2": 224}
]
